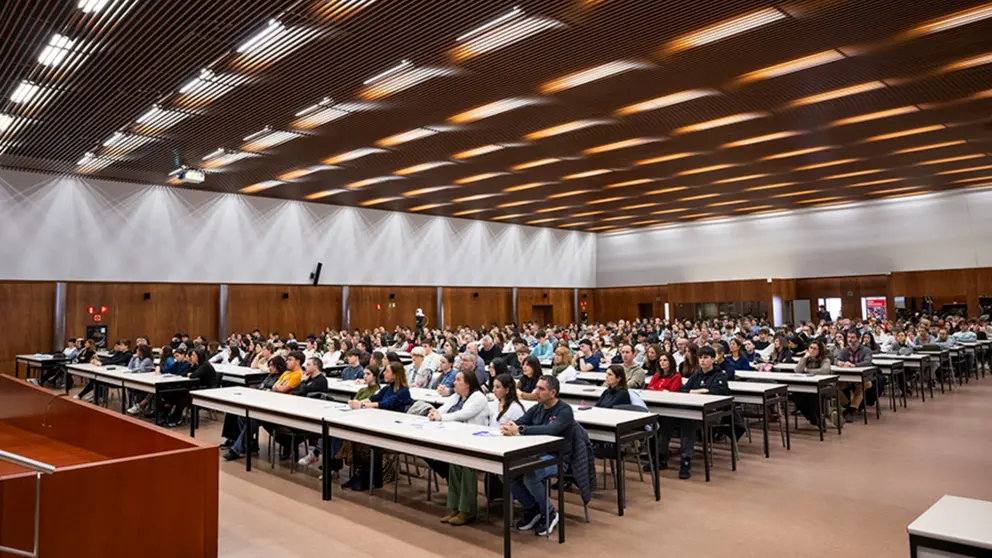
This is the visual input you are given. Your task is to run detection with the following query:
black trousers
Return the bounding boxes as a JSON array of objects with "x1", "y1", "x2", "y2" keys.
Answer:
[
  {"x1": 793, "y1": 393, "x2": 821, "y2": 426},
  {"x1": 656, "y1": 417, "x2": 697, "y2": 462}
]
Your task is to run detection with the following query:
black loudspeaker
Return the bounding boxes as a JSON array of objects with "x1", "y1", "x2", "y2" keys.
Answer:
[
  {"x1": 582, "y1": 293, "x2": 587, "y2": 299},
  {"x1": 389, "y1": 293, "x2": 396, "y2": 300},
  {"x1": 282, "y1": 292, "x2": 290, "y2": 299},
  {"x1": 143, "y1": 292, "x2": 151, "y2": 300},
  {"x1": 542, "y1": 293, "x2": 549, "y2": 299},
  {"x1": 309, "y1": 262, "x2": 323, "y2": 286},
  {"x1": 473, "y1": 292, "x2": 479, "y2": 298}
]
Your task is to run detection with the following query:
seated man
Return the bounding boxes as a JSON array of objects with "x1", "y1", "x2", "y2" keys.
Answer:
[
  {"x1": 339, "y1": 349, "x2": 365, "y2": 381},
  {"x1": 619, "y1": 343, "x2": 646, "y2": 389},
  {"x1": 530, "y1": 330, "x2": 554, "y2": 361},
  {"x1": 572, "y1": 339, "x2": 601, "y2": 372},
  {"x1": 835, "y1": 330, "x2": 873, "y2": 423},
  {"x1": 501, "y1": 375, "x2": 573, "y2": 537}
]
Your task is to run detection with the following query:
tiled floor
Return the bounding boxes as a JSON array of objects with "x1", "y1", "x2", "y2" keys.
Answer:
[{"x1": 201, "y1": 379, "x2": 992, "y2": 558}]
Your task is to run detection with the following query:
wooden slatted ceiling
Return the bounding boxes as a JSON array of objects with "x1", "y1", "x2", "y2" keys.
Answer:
[{"x1": 0, "y1": 0, "x2": 990, "y2": 232}]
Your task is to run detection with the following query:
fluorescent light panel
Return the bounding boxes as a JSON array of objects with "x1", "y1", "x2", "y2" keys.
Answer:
[
  {"x1": 452, "y1": 209, "x2": 487, "y2": 216},
  {"x1": 278, "y1": 165, "x2": 338, "y2": 180},
  {"x1": 714, "y1": 173, "x2": 769, "y2": 184},
  {"x1": 448, "y1": 97, "x2": 539, "y2": 124},
  {"x1": 323, "y1": 147, "x2": 386, "y2": 165},
  {"x1": 304, "y1": 189, "x2": 346, "y2": 200},
  {"x1": 562, "y1": 169, "x2": 612, "y2": 180},
  {"x1": 292, "y1": 100, "x2": 372, "y2": 130},
  {"x1": 524, "y1": 119, "x2": 610, "y2": 141},
  {"x1": 201, "y1": 149, "x2": 259, "y2": 169},
  {"x1": 636, "y1": 152, "x2": 698, "y2": 166},
  {"x1": 38, "y1": 34, "x2": 88, "y2": 69},
  {"x1": 240, "y1": 180, "x2": 284, "y2": 194},
  {"x1": 409, "y1": 203, "x2": 451, "y2": 211},
  {"x1": 863, "y1": 125, "x2": 945, "y2": 142},
  {"x1": 677, "y1": 164, "x2": 736, "y2": 176},
  {"x1": 674, "y1": 112, "x2": 768, "y2": 134},
  {"x1": 793, "y1": 158, "x2": 860, "y2": 171},
  {"x1": 891, "y1": 140, "x2": 967, "y2": 155},
  {"x1": 615, "y1": 89, "x2": 719, "y2": 117},
  {"x1": 376, "y1": 127, "x2": 439, "y2": 147},
  {"x1": 100, "y1": 132, "x2": 157, "y2": 155},
  {"x1": 665, "y1": 8, "x2": 787, "y2": 53},
  {"x1": 606, "y1": 178, "x2": 654, "y2": 189},
  {"x1": 241, "y1": 128, "x2": 304, "y2": 151},
  {"x1": 360, "y1": 197, "x2": 402, "y2": 207},
  {"x1": 393, "y1": 161, "x2": 454, "y2": 176},
  {"x1": 511, "y1": 158, "x2": 561, "y2": 171},
  {"x1": 455, "y1": 172, "x2": 508, "y2": 184},
  {"x1": 360, "y1": 65, "x2": 455, "y2": 100},
  {"x1": 134, "y1": 105, "x2": 194, "y2": 132},
  {"x1": 503, "y1": 181, "x2": 555, "y2": 192},
  {"x1": 721, "y1": 130, "x2": 803, "y2": 148},
  {"x1": 909, "y1": 4, "x2": 992, "y2": 37},
  {"x1": 736, "y1": 50, "x2": 845, "y2": 84},
  {"x1": 915, "y1": 154, "x2": 984, "y2": 166},
  {"x1": 347, "y1": 176, "x2": 404, "y2": 189},
  {"x1": 403, "y1": 186, "x2": 456, "y2": 197},
  {"x1": 453, "y1": 144, "x2": 506, "y2": 159},
  {"x1": 762, "y1": 145, "x2": 834, "y2": 160},
  {"x1": 831, "y1": 106, "x2": 919, "y2": 127},
  {"x1": 235, "y1": 19, "x2": 318, "y2": 65},
  {"x1": 584, "y1": 137, "x2": 663, "y2": 154},
  {"x1": 178, "y1": 70, "x2": 248, "y2": 106},
  {"x1": 540, "y1": 60, "x2": 650, "y2": 94},
  {"x1": 785, "y1": 81, "x2": 887, "y2": 108},
  {"x1": 452, "y1": 8, "x2": 564, "y2": 61}
]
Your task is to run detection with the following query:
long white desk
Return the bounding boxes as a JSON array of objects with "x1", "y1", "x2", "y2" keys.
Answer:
[
  {"x1": 773, "y1": 363, "x2": 880, "y2": 424},
  {"x1": 213, "y1": 363, "x2": 269, "y2": 386},
  {"x1": 908, "y1": 495, "x2": 992, "y2": 557},
  {"x1": 323, "y1": 379, "x2": 660, "y2": 513},
  {"x1": 190, "y1": 387, "x2": 566, "y2": 558},
  {"x1": 735, "y1": 370, "x2": 842, "y2": 440},
  {"x1": 555, "y1": 383, "x2": 736, "y2": 482},
  {"x1": 726, "y1": 381, "x2": 790, "y2": 457},
  {"x1": 883, "y1": 353, "x2": 935, "y2": 401},
  {"x1": 870, "y1": 359, "x2": 910, "y2": 411},
  {"x1": 14, "y1": 353, "x2": 67, "y2": 379},
  {"x1": 66, "y1": 362, "x2": 197, "y2": 421}
]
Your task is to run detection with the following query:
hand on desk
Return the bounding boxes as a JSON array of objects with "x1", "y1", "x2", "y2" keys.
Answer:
[
  {"x1": 347, "y1": 400, "x2": 362, "y2": 409},
  {"x1": 427, "y1": 409, "x2": 441, "y2": 421},
  {"x1": 437, "y1": 385, "x2": 450, "y2": 396},
  {"x1": 836, "y1": 362, "x2": 855, "y2": 368},
  {"x1": 501, "y1": 422, "x2": 520, "y2": 436},
  {"x1": 689, "y1": 389, "x2": 709, "y2": 394}
]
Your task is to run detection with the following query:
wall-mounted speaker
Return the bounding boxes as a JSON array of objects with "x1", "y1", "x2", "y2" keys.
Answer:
[
  {"x1": 143, "y1": 292, "x2": 151, "y2": 300},
  {"x1": 582, "y1": 293, "x2": 587, "y2": 299},
  {"x1": 389, "y1": 293, "x2": 395, "y2": 300},
  {"x1": 309, "y1": 262, "x2": 323, "y2": 286},
  {"x1": 472, "y1": 292, "x2": 479, "y2": 298},
  {"x1": 542, "y1": 293, "x2": 549, "y2": 299},
  {"x1": 282, "y1": 292, "x2": 290, "y2": 300}
]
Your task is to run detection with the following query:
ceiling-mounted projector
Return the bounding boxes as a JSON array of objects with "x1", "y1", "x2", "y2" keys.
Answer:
[{"x1": 169, "y1": 166, "x2": 205, "y2": 184}]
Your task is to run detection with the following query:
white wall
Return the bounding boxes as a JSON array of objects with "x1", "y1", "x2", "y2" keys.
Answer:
[
  {"x1": 597, "y1": 188, "x2": 992, "y2": 288},
  {"x1": 0, "y1": 169, "x2": 597, "y2": 287}
]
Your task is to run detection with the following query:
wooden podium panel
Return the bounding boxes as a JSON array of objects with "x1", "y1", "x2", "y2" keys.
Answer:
[{"x1": 0, "y1": 377, "x2": 218, "y2": 558}]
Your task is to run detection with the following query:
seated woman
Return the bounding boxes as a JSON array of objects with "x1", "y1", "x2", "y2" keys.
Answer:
[
  {"x1": 223, "y1": 356, "x2": 287, "y2": 456},
  {"x1": 209, "y1": 343, "x2": 243, "y2": 366},
  {"x1": 322, "y1": 338, "x2": 343, "y2": 368},
  {"x1": 406, "y1": 346, "x2": 435, "y2": 388},
  {"x1": 488, "y1": 373, "x2": 526, "y2": 427},
  {"x1": 477, "y1": 356, "x2": 509, "y2": 395},
  {"x1": 646, "y1": 352, "x2": 681, "y2": 392},
  {"x1": 343, "y1": 362, "x2": 412, "y2": 491},
  {"x1": 595, "y1": 365, "x2": 631, "y2": 408},
  {"x1": 516, "y1": 356, "x2": 543, "y2": 401},
  {"x1": 164, "y1": 349, "x2": 217, "y2": 428},
  {"x1": 429, "y1": 369, "x2": 490, "y2": 525},
  {"x1": 725, "y1": 339, "x2": 751, "y2": 374},
  {"x1": 550, "y1": 346, "x2": 577, "y2": 383},
  {"x1": 793, "y1": 340, "x2": 839, "y2": 428},
  {"x1": 768, "y1": 335, "x2": 793, "y2": 365}
]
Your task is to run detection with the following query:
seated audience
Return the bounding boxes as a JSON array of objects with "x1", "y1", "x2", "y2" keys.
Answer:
[
  {"x1": 793, "y1": 340, "x2": 840, "y2": 427},
  {"x1": 595, "y1": 365, "x2": 631, "y2": 408}
]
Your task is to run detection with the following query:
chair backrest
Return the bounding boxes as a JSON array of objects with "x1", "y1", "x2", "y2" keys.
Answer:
[{"x1": 613, "y1": 403, "x2": 648, "y2": 413}]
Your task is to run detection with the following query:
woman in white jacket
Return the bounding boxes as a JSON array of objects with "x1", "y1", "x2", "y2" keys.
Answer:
[{"x1": 428, "y1": 369, "x2": 490, "y2": 526}]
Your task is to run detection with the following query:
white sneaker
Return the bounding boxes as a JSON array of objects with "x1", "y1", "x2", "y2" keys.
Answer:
[
  {"x1": 126, "y1": 405, "x2": 142, "y2": 415},
  {"x1": 72, "y1": 394, "x2": 80, "y2": 400},
  {"x1": 298, "y1": 452, "x2": 319, "y2": 467},
  {"x1": 82, "y1": 394, "x2": 95, "y2": 403},
  {"x1": 27, "y1": 378, "x2": 40, "y2": 385}
]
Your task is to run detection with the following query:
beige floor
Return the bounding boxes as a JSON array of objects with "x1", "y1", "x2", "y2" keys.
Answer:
[{"x1": 205, "y1": 378, "x2": 992, "y2": 558}]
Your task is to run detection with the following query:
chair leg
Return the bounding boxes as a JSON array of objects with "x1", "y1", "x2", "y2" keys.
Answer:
[
  {"x1": 403, "y1": 455, "x2": 413, "y2": 486},
  {"x1": 608, "y1": 458, "x2": 616, "y2": 490},
  {"x1": 745, "y1": 418, "x2": 752, "y2": 443},
  {"x1": 393, "y1": 455, "x2": 400, "y2": 502},
  {"x1": 779, "y1": 401, "x2": 787, "y2": 448},
  {"x1": 634, "y1": 448, "x2": 644, "y2": 483}
]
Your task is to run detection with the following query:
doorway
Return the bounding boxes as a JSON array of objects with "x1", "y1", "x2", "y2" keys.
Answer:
[
  {"x1": 638, "y1": 302, "x2": 653, "y2": 320},
  {"x1": 531, "y1": 305, "x2": 553, "y2": 326}
]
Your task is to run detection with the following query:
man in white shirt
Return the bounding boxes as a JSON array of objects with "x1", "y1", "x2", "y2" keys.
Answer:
[
  {"x1": 673, "y1": 337, "x2": 688, "y2": 368},
  {"x1": 422, "y1": 340, "x2": 442, "y2": 372}
]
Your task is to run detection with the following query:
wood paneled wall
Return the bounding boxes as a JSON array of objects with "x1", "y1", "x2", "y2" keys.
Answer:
[
  {"x1": 442, "y1": 287, "x2": 512, "y2": 328},
  {"x1": 668, "y1": 279, "x2": 773, "y2": 303},
  {"x1": 227, "y1": 284, "x2": 341, "y2": 337},
  {"x1": 517, "y1": 288, "x2": 574, "y2": 326},
  {"x1": 0, "y1": 282, "x2": 55, "y2": 375},
  {"x1": 66, "y1": 283, "x2": 219, "y2": 347},
  {"x1": 349, "y1": 286, "x2": 436, "y2": 331},
  {"x1": 795, "y1": 275, "x2": 889, "y2": 320},
  {"x1": 593, "y1": 286, "x2": 668, "y2": 322}
]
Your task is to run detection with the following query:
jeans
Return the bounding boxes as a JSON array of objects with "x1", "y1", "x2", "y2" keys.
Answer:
[
  {"x1": 312, "y1": 436, "x2": 343, "y2": 458},
  {"x1": 231, "y1": 418, "x2": 259, "y2": 455},
  {"x1": 657, "y1": 418, "x2": 696, "y2": 462},
  {"x1": 510, "y1": 455, "x2": 558, "y2": 516}
]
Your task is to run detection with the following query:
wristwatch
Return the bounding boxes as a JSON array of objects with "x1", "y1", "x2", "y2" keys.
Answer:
[{"x1": 360, "y1": 401, "x2": 367, "y2": 409}]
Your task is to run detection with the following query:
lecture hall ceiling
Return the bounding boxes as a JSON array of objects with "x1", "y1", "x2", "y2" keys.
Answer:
[{"x1": 1, "y1": 0, "x2": 990, "y2": 232}]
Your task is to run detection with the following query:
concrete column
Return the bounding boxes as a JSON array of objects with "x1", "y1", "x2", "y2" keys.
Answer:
[
  {"x1": 341, "y1": 286, "x2": 350, "y2": 331},
  {"x1": 436, "y1": 287, "x2": 444, "y2": 330},
  {"x1": 511, "y1": 288, "x2": 518, "y2": 324},
  {"x1": 53, "y1": 282, "x2": 67, "y2": 351},
  {"x1": 218, "y1": 284, "x2": 229, "y2": 340},
  {"x1": 573, "y1": 288, "x2": 580, "y2": 324}
]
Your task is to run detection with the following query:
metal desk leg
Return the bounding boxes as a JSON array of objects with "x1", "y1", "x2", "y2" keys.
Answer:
[
  {"x1": 817, "y1": 392, "x2": 825, "y2": 441},
  {"x1": 245, "y1": 411, "x2": 252, "y2": 473},
  {"x1": 557, "y1": 450, "x2": 565, "y2": 544},
  {"x1": 861, "y1": 378, "x2": 869, "y2": 424},
  {"x1": 762, "y1": 397, "x2": 770, "y2": 458},
  {"x1": 730, "y1": 414, "x2": 738, "y2": 472},
  {"x1": 614, "y1": 426, "x2": 624, "y2": 516},
  {"x1": 835, "y1": 388, "x2": 842, "y2": 435},
  {"x1": 321, "y1": 422, "x2": 332, "y2": 501},
  {"x1": 784, "y1": 396, "x2": 791, "y2": 450},
  {"x1": 651, "y1": 427, "x2": 660, "y2": 501},
  {"x1": 701, "y1": 417, "x2": 711, "y2": 482},
  {"x1": 502, "y1": 463, "x2": 512, "y2": 558},
  {"x1": 874, "y1": 374, "x2": 881, "y2": 420},
  {"x1": 189, "y1": 405, "x2": 197, "y2": 437}
]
